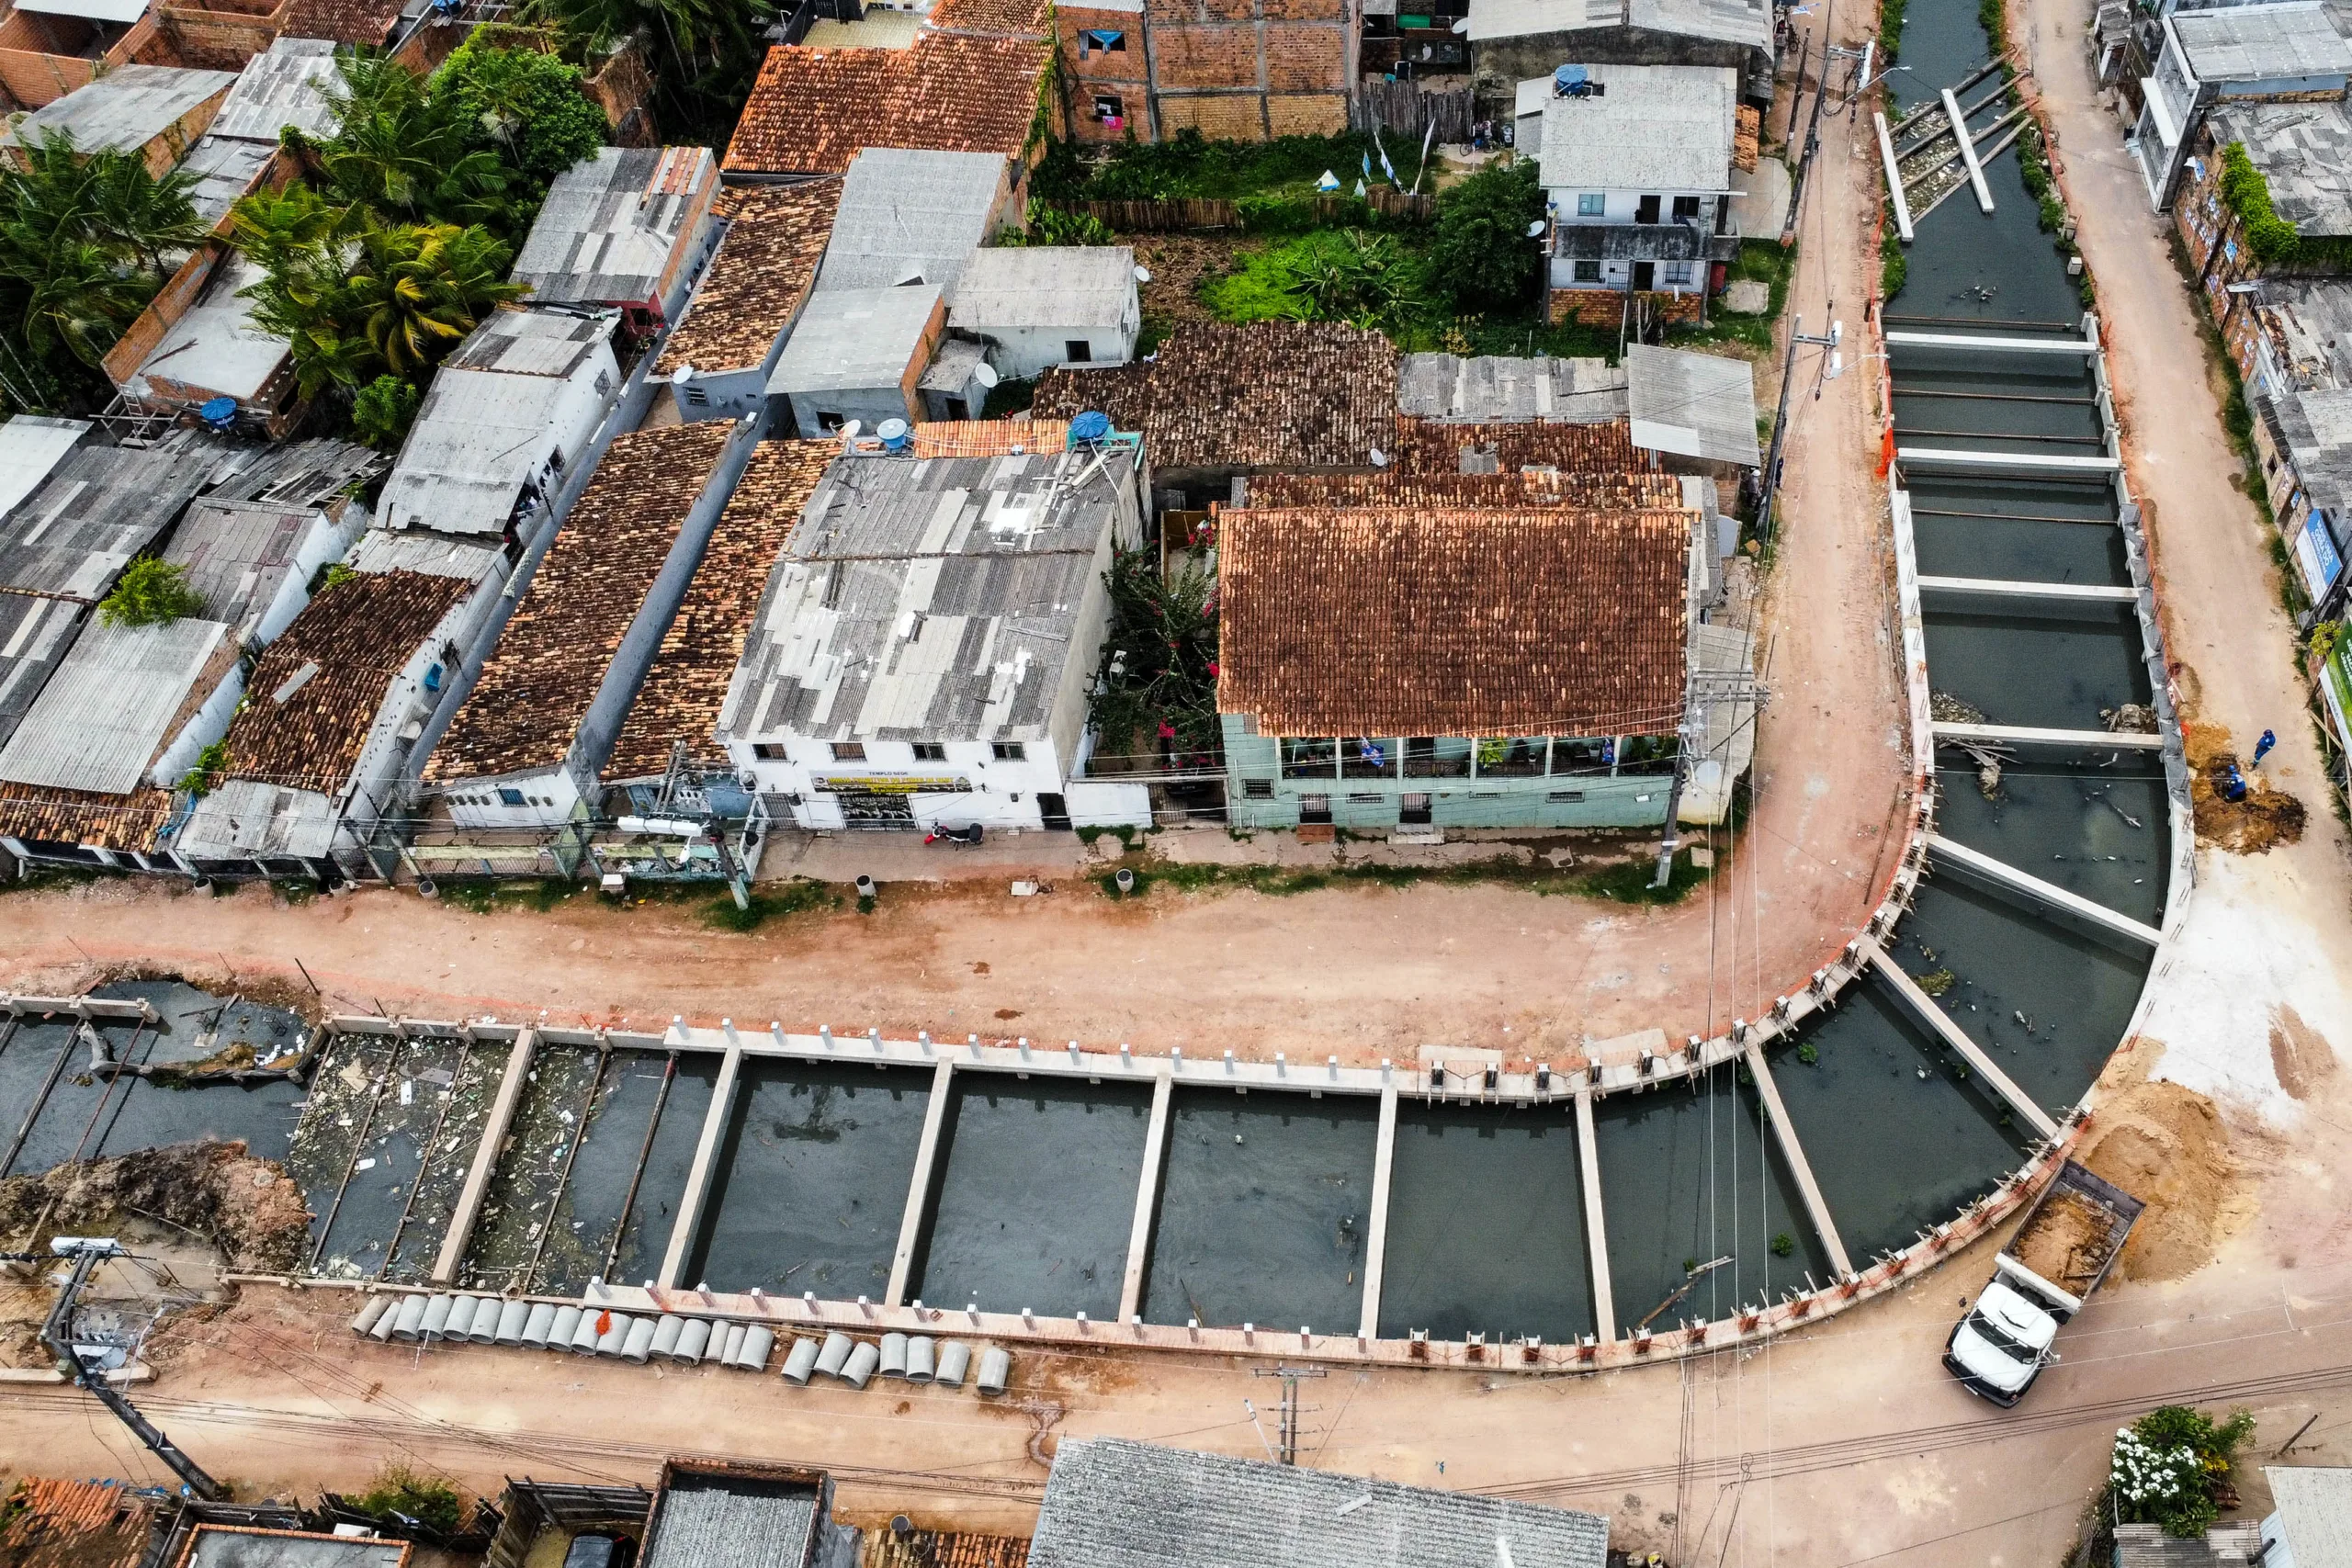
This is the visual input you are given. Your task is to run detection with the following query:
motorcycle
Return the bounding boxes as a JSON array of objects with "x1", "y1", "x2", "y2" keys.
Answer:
[{"x1": 923, "y1": 824, "x2": 984, "y2": 847}]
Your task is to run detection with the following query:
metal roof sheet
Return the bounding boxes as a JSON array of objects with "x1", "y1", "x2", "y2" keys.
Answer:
[
  {"x1": 0, "y1": 591, "x2": 86, "y2": 755},
  {"x1": 17, "y1": 0, "x2": 151, "y2": 23},
  {"x1": 2, "y1": 64, "x2": 237, "y2": 156},
  {"x1": 0, "y1": 613, "x2": 229, "y2": 793},
  {"x1": 347, "y1": 528, "x2": 505, "y2": 580},
  {"x1": 817, "y1": 148, "x2": 1007, "y2": 292},
  {"x1": 949, "y1": 245, "x2": 1136, "y2": 331},
  {"x1": 0, "y1": 416, "x2": 92, "y2": 521},
  {"x1": 2174, "y1": 4, "x2": 2352, "y2": 82},
  {"x1": 642, "y1": 1475, "x2": 818, "y2": 1568},
  {"x1": 0, "y1": 441, "x2": 213, "y2": 601},
  {"x1": 207, "y1": 38, "x2": 342, "y2": 143},
  {"x1": 2266, "y1": 1468, "x2": 2352, "y2": 1568},
  {"x1": 1536, "y1": 64, "x2": 1740, "y2": 193},
  {"x1": 203, "y1": 434, "x2": 385, "y2": 506},
  {"x1": 1626, "y1": 343, "x2": 1760, "y2": 464},
  {"x1": 1467, "y1": 0, "x2": 1765, "y2": 45},
  {"x1": 1398, "y1": 352, "x2": 1629, "y2": 422},
  {"x1": 768, "y1": 285, "x2": 942, "y2": 393},
  {"x1": 2209, "y1": 99, "x2": 2352, "y2": 235},
  {"x1": 513, "y1": 146, "x2": 717, "y2": 307},
  {"x1": 1029, "y1": 1438, "x2": 1611, "y2": 1568},
  {"x1": 163, "y1": 497, "x2": 321, "y2": 637},
  {"x1": 130, "y1": 248, "x2": 288, "y2": 401},
  {"x1": 181, "y1": 135, "x2": 277, "y2": 230}
]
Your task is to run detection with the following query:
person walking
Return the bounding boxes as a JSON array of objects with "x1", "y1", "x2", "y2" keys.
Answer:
[{"x1": 2253, "y1": 728, "x2": 2277, "y2": 767}]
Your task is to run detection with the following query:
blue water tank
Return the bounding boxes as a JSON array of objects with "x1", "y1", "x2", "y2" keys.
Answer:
[
  {"x1": 1070, "y1": 410, "x2": 1113, "y2": 444},
  {"x1": 1555, "y1": 63, "x2": 1589, "y2": 95},
  {"x1": 877, "y1": 417, "x2": 910, "y2": 450},
  {"x1": 198, "y1": 396, "x2": 237, "y2": 431}
]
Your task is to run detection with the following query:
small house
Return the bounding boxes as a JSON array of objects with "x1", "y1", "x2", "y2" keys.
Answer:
[
  {"x1": 1467, "y1": 0, "x2": 1776, "y2": 110},
  {"x1": 657, "y1": 178, "x2": 842, "y2": 423},
  {"x1": 817, "y1": 146, "x2": 1020, "y2": 294},
  {"x1": 108, "y1": 245, "x2": 299, "y2": 435},
  {"x1": 511, "y1": 146, "x2": 723, "y2": 333},
  {"x1": 0, "y1": 62, "x2": 238, "y2": 175},
  {"x1": 718, "y1": 421, "x2": 1152, "y2": 833},
  {"x1": 178, "y1": 37, "x2": 343, "y2": 228},
  {"x1": 2173, "y1": 96, "x2": 2352, "y2": 309},
  {"x1": 377, "y1": 307, "x2": 622, "y2": 545},
  {"x1": 949, "y1": 244, "x2": 1141, "y2": 380},
  {"x1": 424, "y1": 418, "x2": 759, "y2": 830},
  {"x1": 0, "y1": 611, "x2": 242, "y2": 802},
  {"x1": 720, "y1": 31, "x2": 1048, "y2": 178},
  {"x1": 766, "y1": 284, "x2": 947, "y2": 438},
  {"x1": 160, "y1": 491, "x2": 365, "y2": 648},
  {"x1": 0, "y1": 437, "x2": 217, "y2": 603},
  {"x1": 2134, "y1": 4, "x2": 2352, "y2": 211}
]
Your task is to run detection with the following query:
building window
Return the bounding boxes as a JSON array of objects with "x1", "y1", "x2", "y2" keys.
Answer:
[
  {"x1": 1635, "y1": 194, "x2": 1661, "y2": 223},
  {"x1": 1065, "y1": 339, "x2": 1093, "y2": 363},
  {"x1": 1405, "y1": 738, "x2": 1471, "y2": 778},
  {"x1": 1577, "y1": 192, "x2": 1605, "y2": 217},
  {"x1": 1242, "y1": 779, "x2": 1274, "y2": 798},
  {"x1": 912, "y1": 741, "x2": 947, "y2": 761},
  {"x1": 1551, "y1": 738, "x2": 1609, "y2": 776},
  {"x1": 1672, "y1": 195, "x2": 1701, "y2": 222},
  {"x1": 1400, "y1": 792, "x2": 1432, "y2": 825},
  {"x1": 1661, "y1": 260, "x2": 1696, "y2": 288},
  {"x1": 1476, "y1": 737, "x2": 1546, "y2": 776},
  {"x1": 1547, "y1": 790, "x2": 1586, "y2": 803},
  {"x1": 1299, "y1": 794, "x2": 1333, "y2": 825},
  {"x1": 816, "y1": 411, "x2": 847, "y2": 431},
  {"x1": 753, "y1": 743, "x2": 788, "y2": 760},
  {"x1": 831, "y1": 741, "x2": 866, "y2": 761},
  {"x1": 498, "y1": 787, "x2": 526, "y2": 806},
  {"x1": 1341, "y1": 737, "x2": 1393, "y2": 778},
  {"x1": 1080, "y1": 27, "x2": 1125, "y2": 53},
  {"x1": 1091, "y1": 94, "x2": 1125, "y2": 126},
  {"x1": 992, "y1": 741, "x2": 1026, "y2": 761},
  {"x1": 684, "y1": 384, "x2": 709, "y2": 407},
  {"x1": 1281, "y1": 738, "x2": 1337, "y2": 778},
  {"x1": 1574, "y1": 259, "x2": 1601, "y2": 284}
]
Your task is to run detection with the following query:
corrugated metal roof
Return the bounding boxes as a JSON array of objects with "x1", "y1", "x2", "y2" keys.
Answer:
[
  {"x1": 0, "y1": 591, "x2": 85, "y2": 755},
  {"x1": 2211, "y1": 100, "x2": 2352, "y2": 237},
  {"x1": 1536, "y1": 64, "x2": 1739, "y2": 193},
  {"x1": 1398, "y1": 352, "x2": 1629, "y2": 422},
  {"x1": 720, "y1": 444, "x2": 1128, "y2": 746},
  {"x1": 513, "y1": 146, "x2": 717, "y2": 307},
  {"x1": 1626, "y1": 343, "x2": 1760, "y2": 465},
  {"x1": 0, "y1": 613, "x2": 229, "y2": 793},
  {"x1": 817, "y1": 148, "x2": 1007, "y2": 292},
  {"x1": 0, "y1": 416, "x2": 92, "y2": 521},
  {"x1": 768, "y1": 285, "x2": 941, "y2": 394},
  {"x1": 163, "y1": 496, "x2": 320, "y2": 637},
  {"x1": 0, "y1": 441, "x2": 214, "y2": 601},
  {"x1": 2, "y1": 64, "x2": 237, "y2": 156},
  {"x1": 2175, "y1": 4, "x2": 2352, "y2": 83},
  {"x1": 182, "y1": 135, "x2": 277, "y2": 230},
  {"x1": 379, "y1": 309, "x2": 618, "y2": 537},
  {"x1": 644, "y1": 1475, "x2": 818, "y2": 1568},
  {"x1": 1029, "y1": 1438, "x2": 1611, "y2": 1568},
  {"x1": 1469, "y1": 0, "x2": 1620, "y2": 41},
  {"x1": 949, "y1": 244, "x2": 1136, "y2": 332},
  {"x1": 203, "y1": 435, "x2": 385, "y2": 506},
  {"x1": 130, "y1": 247, "x2": 288, "y2": 402},
  {"x1": 178, "y1": 1525, "x2": 409, "y2": 1566},
  {"x1": 347, "y1": 528, "x2": 504, "y2": 580},
  {"x1": 2267, "y1": 1467, "x2": 2352, "y2": 1568},
  {"x1": 207, "y1": 38, "x2": 343, "y2": 143}
]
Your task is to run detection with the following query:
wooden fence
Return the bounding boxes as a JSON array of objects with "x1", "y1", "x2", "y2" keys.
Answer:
[
  {"x1": 1351, "y1": 81, "x2": 1477, "y2": 144},
  {"x1": 1065, "y1": 189, "x2": 1435, "y2": 232}
]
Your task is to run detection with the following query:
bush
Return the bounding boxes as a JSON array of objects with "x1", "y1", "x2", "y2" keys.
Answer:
[
  {"x1": 430, "y1": 39, "x2": 608, "y2": 194},
  {"x1": 100, "y1": 558, "x2": 204, "y2": 627},
  {"x1": 179, "y1": 738, "x2": 229, "y2": 795},
  {"x1": 1011, "y1": 198, "x2": 1114, "y2": 246},
  {"x1": 350, "y1": 1465, "x2": 463, "y2": 1537},
  {"x1": 2110, "y1": 1406, "x2": 2255, "y2": 1538},
  {"x1": 1429, "y1": 158, "x2": 1544, "y2": 310},
  {"x1": 353, "y1": 374, "x2": 421, "y2": 447},
  {"x1": 1202, "y1": 229, "x2": 1437, "y2": 333}
]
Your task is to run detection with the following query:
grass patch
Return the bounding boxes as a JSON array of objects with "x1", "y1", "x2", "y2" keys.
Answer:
[
  {"x1": 435, "y1": 876, "x2": 576, "y2": 914},
  {"x1": 1096, "y1": 847, "x2": 1716, "y2": 904},
  {"x1": 1566, "y1": 851, "x2": 1713, "y2": 905},
  {"x1": 1679, "y1": 240, "x2": 1797, "y2": 353},
  {"x1": 704, "y1": 877, "x2": 838, "y2": 932},
  {"x1": 0, "y1": 863, "x2": 113, "y2": 892},
  {"x1": 1035, "y1": 129, "x2": 1390, "y2": 203},
  {"x1": 348, "y1": 1465, "x2": 463, "y2": 1537}
]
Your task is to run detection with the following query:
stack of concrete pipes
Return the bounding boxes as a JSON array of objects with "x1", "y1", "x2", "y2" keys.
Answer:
[{"x1": 347, "y1": 1294, "x2": 1011, "y2": 1393}]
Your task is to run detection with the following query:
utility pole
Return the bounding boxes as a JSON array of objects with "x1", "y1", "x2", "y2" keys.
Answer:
[
  {"x1": 1781, "y1": 0, "x2": 1838, "y2": 245},
  {"x1": 38, "y1": 1238, "x2": 224, "y2": 1499},
  {"x1": 1250, "y1": 1365, "x2": 1328, "y2": 1464}
]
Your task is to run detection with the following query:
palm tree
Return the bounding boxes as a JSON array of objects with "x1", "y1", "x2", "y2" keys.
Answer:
[
  {"x1": 306, "y1": 51, "x2": 509, "y2": 229},
  {"x1": 86, "y1": 147, "x2": 206, "y2": 271},
  {"x1": 345, "y1": 221, "x2": 521, "y2": 377},
  {"x1": 19, "y1": 241, "x2": 155, "y2": 367}
]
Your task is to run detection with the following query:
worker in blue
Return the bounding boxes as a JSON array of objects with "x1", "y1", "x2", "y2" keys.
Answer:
[{"x1": 2252, "y1": 728, "x2": 2277, "y2": 767}]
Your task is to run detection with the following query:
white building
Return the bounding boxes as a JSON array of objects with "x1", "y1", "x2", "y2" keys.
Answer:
[
  {"x1": 718, "y1": 425, "x2": 1152, "y2": 833},
  {"x1": 767, "y1": 284, "x2": 946, "y2": 438},
  {"x1": 1527, "y1": 63, "x2": 1740, "y2": 301},
  {"x1": 948, "y1": 245, "x2": 1142, "y2": 381},
  {"x1": 2131, "y1": 3, "x2": 2352, "y2": 210},
  {"x1": 377, "y1": 307, "x2": 622, "y2": 546},
  {"x1": 816, "y1": 147, "x2": 1018, "y2": 294}
]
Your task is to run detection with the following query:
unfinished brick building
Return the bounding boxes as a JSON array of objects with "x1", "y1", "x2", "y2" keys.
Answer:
[{"x1": 1057, "y1": 0, "x2": 1360, "y2": 144}]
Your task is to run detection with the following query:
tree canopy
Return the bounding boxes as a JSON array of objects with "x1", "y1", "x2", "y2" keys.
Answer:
[
  {"x1": 1428, "y1": 157, "x2": 1545, "y2": 310},
  {"x1": 432, "y1": 34, "x2": 609, "y2": 190}
]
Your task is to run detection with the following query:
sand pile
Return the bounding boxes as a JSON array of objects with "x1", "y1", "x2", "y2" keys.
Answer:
[
  {"x1": 2076, "y1": 1079, "x2": 2242, "y2": 1281},
  {"x1": 0, "y1": 1141, "x2": 311, "y2": 1271},
  {"x1": 2012, "y1": 1190, "x2": 2115, "y2": 1294},
  {"x1": 2187, "y1": 728, "x2": 2306, "y2": 854}
]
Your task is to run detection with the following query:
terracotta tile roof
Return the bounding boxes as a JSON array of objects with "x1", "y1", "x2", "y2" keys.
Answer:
[
  {"x1": 603, "y1": 440, "x2": 831, "y2": 782},
  {"x1": 1217, "y1": 507, "x2": 1690, "y2": 738},
  {"x1": 0, "y1": 784, "x2": 172, "y2": 852},
  {"x1": 721, "y1": 34, "x2": 1045, "y2": 176},
  {"x1": 923, "y1": 0, "x2": 1051, "y2": 37},
  {"x1": 426, "y1": 422, "x2": 733, "y2": 785},
  {"x1": 655, "y1": 179, "x2": 842, "y2": 378},
  {"x1": 1243, "y1": 469, "x2": 1684, "y2": 509},
  {"x1": 909, "y1": 417, "x2": 1070, "y2": 457},
  {"x1": 275, "y1": 0, "x2": 402, "y2": 44},
  {"x1": 1033, "y1": 321, "x2": 1399, "y2": 472},
  {"x1": 1392, "y1": 414, "x2": 1639, "y2": 475},
  {"x1": 863, "y1": 1529, "x2": 1033, "y2": 1568},
  {"x1": 0, "y1": 1479, "x2": 153, "y2": 1568},
  {"x1": 220, "y1": 570, "x2": 475, "y2": 793}
]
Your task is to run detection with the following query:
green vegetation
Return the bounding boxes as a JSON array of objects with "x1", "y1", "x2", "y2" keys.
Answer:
[
  {"x1": 1683, "y1": 240, "x2": 1795, "y2": 353},
  {"x1": 1882, "y1": 216, "x2": 1909, "y2": 300},
  {"x1": 2107, "y1": 1406, "x2": 2254, "y2": 1539},
  {"x1": 1034, "y1": 130, "x2": 1388, "y2": 203},
  {"x1": 439, "y1": 875, "x2": 579, "y2": 913},
  {"x1": 1201, "y1": 229, "x2": 1437, "y2": 334},
  {"x1": 1796, "y1": 1042, "x2": 1819, "y2": 1066},
  {"x1": 349, "y1": 1465, "x2": 464, "y2": 1537},
  {"x1": 1094, "y1": 848, "x2": 1715, "y2": 905},
  {"x1": 319, "y1": 561, "x2": 358, "y2": 592},
  {"x1": 1913, "y1": 967, "x2": 1956, "y2": 997},
  {"x1": 1010, "y1": 198, "x2": 1116, "y2": 247},
  {"x1": 100, "y1": 558, "x2": 205, "y2": 627},
  {"x1": 431, "y1": 33, "x2": 609, "y2": 194},
  {"x1": 511, "y1": 0, "x2": 768, "y2": 144},
  {"x1": 1425, "y1": 157, "x2": 1544, "y2": 310},
  {"x1": 352, "y1": 372, "x2": 423, "y2": 448},
  {"x1": 179, "y1": 738, "x2": 230, "y2": 796},
  {"x1": 703, "y1": 877, "x2": 837, "y2": 931},
  {"x1": 0, "y1": 130, "x2": 208, "y2": 412},
  {"x1": 1770, "y1": 1232, "x2": 1796, "y2": 1257},
  {"x1": 1087, "y1": 546, "x2": 1221, "y2": 767}
]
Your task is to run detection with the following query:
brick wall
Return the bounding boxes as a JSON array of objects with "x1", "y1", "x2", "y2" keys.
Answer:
[
  {"x1": 1157, "y1": 92, "x2": 1267, "y2": 138},
  {"x1": 1153, "y1": 24, "x2": 1258, "y2": 86},
  {"x1": 1103, "y1": 0, "x2": 1351, "y2": 142},
  {"x1": 1266, "y1": 93, "x2": 1344, "y2": 135},
  {"x1": 1263, "y1": 22, "x2": 1340, "y2": 89},
  {"x1": 153, "y1": 6, "x2": 282, "y2": 69},
  {"x1": 583, "y1": 32, "x2": 659, "y2": 146}
]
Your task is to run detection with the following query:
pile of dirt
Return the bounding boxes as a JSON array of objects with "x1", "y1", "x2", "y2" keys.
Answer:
[
  {"x1": 1129, "y1": 235, "x2": 1258, "y2": 328},
  {"x1": 2012, "y1": 1190, "x2": 2115, "y2": 1294},
  {"x1": 2076, "y1": 1079, "x2": 2245, "y2": 1282},
  {"x1": 2186, "y1": 727, "x2": 2306, "y2": 854},
  {"x1": 0, "y1": 1141, "x2": 311, "y2": 1272}
]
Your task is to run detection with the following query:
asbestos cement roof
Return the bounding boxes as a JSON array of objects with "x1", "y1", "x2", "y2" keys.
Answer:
[
  {"x1": 207, "y1": 38, "x2": 343, "y2": 143},
  {"x1": 1218, "y1": 505, "x2": 1690, "y2": 738},
  {"x1": 2266, "y1": 1468, "x2": 2352, "y2": 1568},
  {"x1": 2, "y1": 64, "x2": 238, "y2": 157},
  {"x1": 642, "y1": 1474, "x2": 819, "y2": 1568},
  {"x1": 1398, "y1": 353, "x2": 1629, "y2": 422},
  {"x1": 514, "y1": 146, "x2": 717, "y2": 308},
  {"x1": 1626, "y1": 344, "x2": 1760, "y2": 465},
  {"x1": 950, "y1": 244, "x2": 1137, "y2": 331},
  {"x1": 0, "y1": 613, "x2": 231, "y2": 794},
  {"x1": 1029, "y1": 1438, "x2": 1611, "y2": 1568},
  {"x1": 819, "y1": 147, "x2": 1008, "y2": 292},
  {"x1": 2173, "y1": 4, "x2": 2352, "y2": 83},
  {"x1": 655, "y1": 178, "x2": 842, "y2": 378},
  {"x1": 177, "y1": 1527, "x2": 408, "y2": 1568},
  {"x1": 203, "y1": 435, "x2": 385, "y2": 506},
  {"x1": 605, "y1": 440, "x2": 833, "y2": 781},
  {"x1": 718, "y1": 443, "x2": 1132, "y2": 747},
  {"x1": 1244, "y1": 468, "x2": 1684, "y2": 508},
  {"x1": 182, "y1": 136, "x2": 277, "y2": 230},
  {"x1": 1034, "y1": 321, "x2": 1399, "y2": 471},
  {"x1": 426, "y1": 421, "x2": 732, "y2": 785},
  {"x1": 130, "y1": 248, "x2": 288, "y2": 402},
  {"x1": 721, "y1": 33, "x2": 1046, "y2": 176},
  {"x1": 1468, "y1": 0, "x2": 1766, "y2": 46},
  {"x1": 0, "y1": 592, "x2": 85, "y2": 756},
  {"x1": 0, "y1": 441, "x2": 213, "y2": 601},
  {"x1": 346, "y1": 529, "x2": 504, "y2": 580},
  {"x1": 1537, "y1": 64, "x2": 1740, "y2": 193},
  {"x1": 379, "y1": 308, "x2": 617, "y2": 537},
  {"x1": 767, "y1": 284, "x2": 942, "y2": 394},
  {"x1": 0, "y1": 417, "x2": 91, "y2": 521},
  {"x1": 2208, "y1": 100, "x2": 2352, "y2": 235},
  {"x1": 161, "y1": 497, "x2": 324, "y2": 639}
]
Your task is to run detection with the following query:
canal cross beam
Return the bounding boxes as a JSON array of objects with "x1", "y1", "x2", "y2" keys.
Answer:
[
  {"x1": 1740, "y1": 1043, "x2": 1854, "y2": 1279},
  {"x1": 431, "y1": 1024, "x2": 536, "y2": 1285},
  {"x1": 1864, "y1": 940, "x2": 2064, "y2": 1142},
  {"x1": 886, "y1": 1057, "x2": 959, "y2": 1307},
  {"x1": 1358, "y1": 1084, "x2": 1399, "y2": 1341},
  {"x1": 1875, "y1": 111, "x2": 1915, "y2": 242},
  {"x1": 1942, "y1": 88, "x2": 1995, "y2": 212},
  {"x1": 1575, "y1": 1086, "x2": 1615, "y2": 1341},
  {"x1": 658, "y1": 1032, "x2": 744, "y2": 1289},
  {"x1": 1118, "y1": 1069, "x2": 1175, "y2": 1325},
  {"x1": 1925, "y1": 831, "x2": 2165, "y2": 947},
  {"x1": 1917, "y1": 575, "x2": 2140, "y2": 604},
  {"x1": 1932, "y1": 719, "x2": 2165, "y2": 750}
]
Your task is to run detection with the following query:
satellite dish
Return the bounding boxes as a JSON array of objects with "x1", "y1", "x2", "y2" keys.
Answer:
[
  {"x1": 842, "y1": 419, "x2": 863, "y2": 440},
  {"x1": 974, "y1": 362, "x2": 1000, "y2": 389},
  {"x1": 1451, "y1": 14, "x2": 1470, "y2": 29},
  {"x1": 1134, "y1": 265, "x2": 1153, "y2": 283},
  {"x1": 1369, "y1": 446, "x2": 1389, "y2": 468},
  {"x1": 1526, "y1": 220, "x2": 1547, "y2": 237}
]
